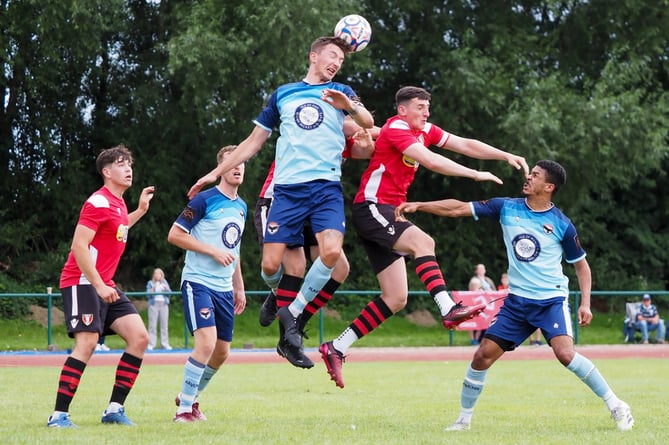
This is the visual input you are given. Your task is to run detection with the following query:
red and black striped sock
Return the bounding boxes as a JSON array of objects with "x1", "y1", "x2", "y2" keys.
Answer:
[
  {"x1": 275, "y1": 274, "x2": 302, "y2": 308},
  {"x1": 109, "y1": 352, "x2": 142, "y2": 406},
  {"x1": 54, "y1": 356, "x2": 87, "y2": 412},
  {"x1": 350, "y1": 297, "x2": 394, "y2": 338},
  {"x1": 414, "y1": 255, "x2": 448, "y2": 298},
  {"x1": 301, "y1": 278, "x2": 340, "y2": 324}
]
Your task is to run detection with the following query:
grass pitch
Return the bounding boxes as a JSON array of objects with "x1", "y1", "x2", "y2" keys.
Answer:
[{"x1": 1, "y1": 357, "x2": 666, "y2": 444}]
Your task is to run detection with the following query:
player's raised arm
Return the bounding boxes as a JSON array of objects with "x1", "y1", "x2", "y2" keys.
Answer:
[
  {"x1": 187, "y1": 126, "x2": 269, "y2": 199},
  {"x1": 442, "y1": 134, "x2": 529, "y2": 177}
]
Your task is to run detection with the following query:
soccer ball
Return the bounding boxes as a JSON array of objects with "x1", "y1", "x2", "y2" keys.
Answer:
[{"x1": 334, "y1": 14, "x2": 372, "y2": 52}]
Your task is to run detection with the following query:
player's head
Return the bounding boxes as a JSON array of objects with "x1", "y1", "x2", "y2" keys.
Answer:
[
  {"x1": 308, "y1": 36, "x2": 350, "y2": 82},
  {"x1": 96, "y1": 144, "x2": 133, "y2": 176},
  {"x1": 310, "y1": 36, "x2": 351, "y2": 56},
  {"x1": 535, "y1": 160, "x2": 566, "y2": 195},
  {"x1": 395, "y1": 86, "x2": 431, "y2": 131},
  {"x1": 217, "y1": 145, "x2": 244, "y2": 187}
]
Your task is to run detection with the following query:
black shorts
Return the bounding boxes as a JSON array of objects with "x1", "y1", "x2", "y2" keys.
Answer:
[
  {"x1": 60, "y1": 284, "x2": 138, "y2": 338},
  {"x1": 253, "y1": 198, "x2": 318, "y2": 250},
  {"x1": 352, "y1": 201, "x2": 414, "y2": 274}
]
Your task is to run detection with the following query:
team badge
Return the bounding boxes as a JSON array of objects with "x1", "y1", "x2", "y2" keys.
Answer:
[
  {"x1": 199, "y1": 308, "x2": 211, "y2": 320},
  {"x1": 512, "y1": 233, "x2": 540, "y2": 262},
  {"x1": 222, "y1": 222, "x2": 242, "y2": 249},
  {"x1": 267, "y1": 222, "x2": 279, "y2": 235},
  {"x1": 294, "y1": 103, "x2": 324, "y2": 130},
  {"x1": 543, "y1": 223, "x2": 554, "y2": 235},
  {"x1": 82, "y1": 314, "x2": 94, "y2": 326}
]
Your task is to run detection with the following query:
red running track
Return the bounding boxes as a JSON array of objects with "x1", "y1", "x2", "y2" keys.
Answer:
[{"x1": 1, "y1": 344, "x2": 667, "y2": 367}]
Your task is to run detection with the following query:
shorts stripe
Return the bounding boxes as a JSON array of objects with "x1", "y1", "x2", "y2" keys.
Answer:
[
  {"x1": 71, "y1": 285, "x2": 79, "y2": 316},
  {"x1": 185, "y1": 282, "x2": 198, "y2": 329},
  {"x1": 369, "y1": 203, "x2": 390, "y2": 227}
]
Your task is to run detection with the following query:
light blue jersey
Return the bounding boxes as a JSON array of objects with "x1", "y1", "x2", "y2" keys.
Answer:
[
  {"x1": 174, "y1": 187, "x2": 247, "y2": 292},
  {"x1": 471, "y1": 198, "x2": 585, "y2": 300},
  {"x1": 254, "y1": 81, "x2": 356, "y2": 185}
]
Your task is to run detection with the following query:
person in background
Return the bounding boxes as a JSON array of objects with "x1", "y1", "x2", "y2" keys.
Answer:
[
  {"x1": 95, "y1": 336, "x2": 110, "y2": 351},
  {"x1": 468, "y1": 264, "x2": 495, "y2": 344},
  {"x1": 146, "y1": 267, "x2": 172, "y2": 351},
  {"x1": 47, "y1": 145, "x2": 154, "y2": 428},
  {"x1": 635, "y1": 294, "x2": 665, "y2": 344}
]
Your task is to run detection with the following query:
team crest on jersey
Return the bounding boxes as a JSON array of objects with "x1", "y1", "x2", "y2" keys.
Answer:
[
  {"x1": 222, "y1": 222, "x2": 242, "y2": 249},
  {"x1": 402, "y1": 154, "x2": 419, "y2": 169},
  {"x1": 115, "y1": 224, "x2": 129, "y2": 243},
  {"x1": 542, "y1": 223, "x2": 554, "y2": 235},
  {"x1": 199, "y1": 308, "x2": 211, "y2": 320},
  {"x1": 267, "y1": 222, "x2": 280, "y2": 235},
  {"x1": 512, "y1": 233, "x2": 540, "y2": 262},
  {"x1": 82, "y1": 314, "x2": 94, "y2": 326},
  {"x1": 294, "y1": 103, "x2": 324, "y2": 130}
]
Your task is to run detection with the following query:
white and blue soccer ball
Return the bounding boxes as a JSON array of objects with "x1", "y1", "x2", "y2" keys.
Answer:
[{"x1": 334, "y1": 14, "x2": 372, "y2": 52}]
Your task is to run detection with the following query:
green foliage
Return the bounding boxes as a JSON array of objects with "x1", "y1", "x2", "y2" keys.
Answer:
[{"x1": 1, "y1": 0, "x2": 668, "y2": 293}]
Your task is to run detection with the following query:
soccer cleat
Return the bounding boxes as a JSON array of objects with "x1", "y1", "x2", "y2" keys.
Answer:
[
  {"x1": 277, "y1": 338, "x2": 314, "y2": 369},
  {"x1": 610, "y1": 402, "x2": 634, "y2": 431},
  {"x1": 101, "y1": 407, "x2": 136, "y2": 426},
  {"x1": 173, "y1": 412, "x2": 199, "y2": 423},
  {"x1": 175, "y1": 396, "x2": 207, "y2": 421},
  {"x1": 442, "y1": 302, "x2": 487, "y2": 329},
  {"x1": 258, "y1": 291, "x2": 278, "y2": 327},
  {"x1": 277, "y1": 306, "x2": 302, "y2": 348},
  {"x1": 47, "y1": 413, "x2": 77, "y2": 428},
  {"x1": 445, "y1": 420, "x2": 471, "y2": 431},
  {"x1": 319, "y1": 341, "x2": 345, "y2": 389}
]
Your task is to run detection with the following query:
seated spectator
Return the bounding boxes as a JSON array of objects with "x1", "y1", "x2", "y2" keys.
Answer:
[{"x1": 635, "y1": 294, "x2": 665, "y2": 344}]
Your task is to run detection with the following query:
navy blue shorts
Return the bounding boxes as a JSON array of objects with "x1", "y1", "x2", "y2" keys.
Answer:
[
  {"x1": 181, "y1": 280, "x2": 235, "y2": 342},
  {"x1": 485, "y1": 294, "x2": 573, "y2": 350},
  {"x1": 264, "y1": 180, "x2": 345, "y2": 246}
]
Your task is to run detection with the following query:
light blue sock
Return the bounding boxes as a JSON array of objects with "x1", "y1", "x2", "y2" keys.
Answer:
[
  {"x1": 290, "y1": 257, "x2": 333, "y2": 312},
  {"x1": 178, "y1": 357, "x2": 205, "y2": 413},
  {"x1": 261, "y1": 264, "x2": 283, "y2": 291},
  {"x1": 197, "y1": 365, "x2": 218, "y2": 396},
  {"x1": 461, "y1": 365, "x2": 488, "y2": 411},
  {"x1": 566, "y1": 352, "x2": 612, "y2": 398}
]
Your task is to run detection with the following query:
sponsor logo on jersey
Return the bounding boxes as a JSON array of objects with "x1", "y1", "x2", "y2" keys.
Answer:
[
  {"x1": 402, "y1": 154, "x2": 419, "y2": 169},
  {"x1": 82, "y1": 314, "x2": 94, "y2": 326},
  {"x1": 294, "y1": 103, "x2": 324, "y2": 130},
  {"x1": 180, "y1": 206, "x2": 195, "y2": 223},
  {"x1": 115, "y1": 224, "x2": 129, "y2": 242},
  {"x1": 512, "y1": 233, "x2": 540, "y2": 262}
]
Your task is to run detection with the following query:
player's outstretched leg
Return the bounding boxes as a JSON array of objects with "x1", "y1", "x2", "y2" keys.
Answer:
[
  {"x1": 319, "y1": 341, "x2": 345, "y2": 388},
  {"x1": 442, "y1": 302, "x2": 487, "y2": 329}
]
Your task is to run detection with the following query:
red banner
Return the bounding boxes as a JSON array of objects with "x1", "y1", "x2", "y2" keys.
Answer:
[{"x1": 451, "y1": 290, "x2": 508, "y2": 331}]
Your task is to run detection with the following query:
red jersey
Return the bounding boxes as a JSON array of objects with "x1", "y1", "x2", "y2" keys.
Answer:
[
  {"x1": 59, "y1": 186, "x2": 130, "y2": 288},
  {"x1": 259, "y1": 137, "x2": 356, "y2": 199},
  {"x1": 354, "y1": 116, "x2": 450, "y2": 206}
]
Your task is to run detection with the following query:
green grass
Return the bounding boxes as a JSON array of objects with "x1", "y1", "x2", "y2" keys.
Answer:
[
  {"x1": 1, "y1": 359, "x2": 666, "y2": 444},
  {"x1": 0, "y1": 298, "x2": 632, "y2": 352}
]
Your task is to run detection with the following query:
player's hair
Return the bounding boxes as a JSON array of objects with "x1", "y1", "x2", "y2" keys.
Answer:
[
  {"x1": 216, "y1": 145, "x2": 237, "y2": 164},
  {"x1": 395, "y1": 86, "x2": 431, "y2": 106},
  {"x1": 536, "y1": 160, "x2": 567, "y2": 194},
  {"x1": 310, "y1": 36, "x2": 351, "y2": 55},
  {"x1": 96, "y1": 144, "x2": 133, "y2": 175}
]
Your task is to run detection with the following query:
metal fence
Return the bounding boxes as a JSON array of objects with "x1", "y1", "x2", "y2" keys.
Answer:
[{"x1": 1, "y1": 289, "x2": 666, "y2": 348}]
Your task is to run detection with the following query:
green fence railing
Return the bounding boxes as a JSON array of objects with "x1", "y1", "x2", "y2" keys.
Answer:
[{"x1": 1, "y1": 289, "x2": 666, "y2": 349}]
